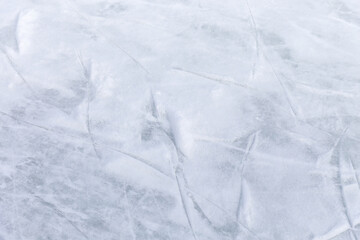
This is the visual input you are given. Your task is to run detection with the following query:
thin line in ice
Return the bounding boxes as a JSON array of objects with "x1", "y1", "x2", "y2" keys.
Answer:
[
  {"x1": 75, "y1": 51, "x2": 102, "y2": 161},
  {"x1": 236, "y1": 131, "x2": 258, "y2": 222},
  {"x1": 172, "y1": 67, "x2": 248, "y2": 89},
  {"x1": 34, "y1": 195, "x2": 89, "y2": 239}
]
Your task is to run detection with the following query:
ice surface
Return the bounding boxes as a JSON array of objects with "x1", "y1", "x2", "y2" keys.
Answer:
[{"x1": 1, "y1": 0, "x2": 360, "y2": 239}]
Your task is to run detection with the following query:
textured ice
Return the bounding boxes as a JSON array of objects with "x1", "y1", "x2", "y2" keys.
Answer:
[{"x1": 1, "y1": 0, "x2": 360, "y2": 239}]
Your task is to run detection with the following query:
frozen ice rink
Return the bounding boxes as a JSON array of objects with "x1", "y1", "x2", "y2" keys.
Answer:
[{"x1": 1, "y1": 0, "x2": 360, "y2": 239}]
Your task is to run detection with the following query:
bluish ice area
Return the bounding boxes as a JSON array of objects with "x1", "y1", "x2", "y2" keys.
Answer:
[{"x1": 1, "y1": 0, "x2": 360, "y2": 239}]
